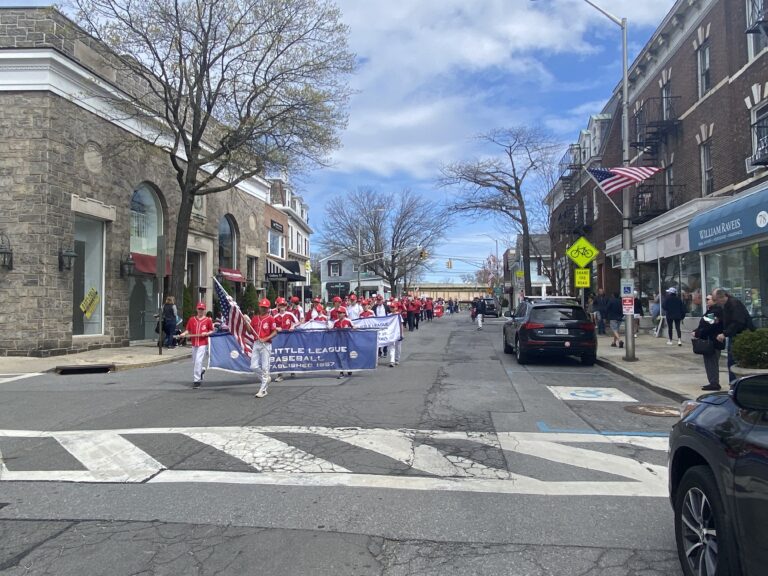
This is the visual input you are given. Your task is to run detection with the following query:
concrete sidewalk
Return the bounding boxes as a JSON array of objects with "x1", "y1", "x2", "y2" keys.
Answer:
[
  {"x1": 0, "y1": 343, "x2": 190, "y2": 374},
  {"x1": 596, "y1": 331, "x2": 727, "y2": 401}
]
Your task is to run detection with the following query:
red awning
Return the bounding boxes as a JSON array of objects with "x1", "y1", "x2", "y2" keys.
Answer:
[
  {"x1": 131, "y1": 252, "x2": 172, "y2": 276},
  {"x1": 219, "y1": 268, "x2": 246, "y2": 283}
]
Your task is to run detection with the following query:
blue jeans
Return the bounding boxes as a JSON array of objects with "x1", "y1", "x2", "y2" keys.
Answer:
[
  {"x1": 163, "y1": 319, "x2": 177, "y2": 347},
  {"x1": 726, "y1": 337, "x2": 735, "y2": 384}
]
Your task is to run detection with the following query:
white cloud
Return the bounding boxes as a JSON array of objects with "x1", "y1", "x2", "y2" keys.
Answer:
[{"x1": 325, "y1": 0, "x2": 674, "y2": 180}]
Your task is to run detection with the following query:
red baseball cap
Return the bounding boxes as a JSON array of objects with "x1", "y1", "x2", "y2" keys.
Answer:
[{"x1": 196, "y1": 302, "x2": 206, "y2": 310}]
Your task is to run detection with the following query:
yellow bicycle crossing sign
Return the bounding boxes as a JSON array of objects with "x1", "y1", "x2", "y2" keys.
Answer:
[{"x1": 566, "y1": 236, "x2": 599, "y2": 268}]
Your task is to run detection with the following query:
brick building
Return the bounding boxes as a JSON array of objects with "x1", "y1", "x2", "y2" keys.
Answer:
[
  {"x1": 0, "y1": 7, "x2": 309, "y2": 356},
  {"x1": 549, "y1": 0, "x2": 768, "y2": 323}
]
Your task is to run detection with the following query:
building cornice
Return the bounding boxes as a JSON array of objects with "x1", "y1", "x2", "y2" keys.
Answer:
[{"x1": 0, "y1": 48, "x2": 270, "y2": 201}]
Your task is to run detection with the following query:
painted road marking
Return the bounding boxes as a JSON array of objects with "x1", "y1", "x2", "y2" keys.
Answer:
[
  {"x1": 0, "y1": 427, "x2": 668, "y2": 496},
  {"x1": 0, "y1": 374, "x2": 42, "y2": 385},
  {"x1": 536, "y1": 421, "x2": 670, "y2": 438},
  {"x1": 547, "y1": 386, "x2": 638, "y2": 403}
]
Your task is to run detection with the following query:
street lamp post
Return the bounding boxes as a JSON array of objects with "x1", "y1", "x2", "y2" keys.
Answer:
[
  {"x1": 534, "y1": 0, "x2": 634, "y2": 360},
  {"x1": 579, "y1": 1, "x2": 634, "y2": 361}
]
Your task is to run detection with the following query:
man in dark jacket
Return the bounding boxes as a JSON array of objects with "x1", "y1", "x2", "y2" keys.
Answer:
[
  {"x1": 593, "y1": 288, "x2": 609, "y2": 335},
  {"x1": 605, "y1": 293, "x2": 624, "y2": 348},
  {"x1": 712, "y1": 288, "x2": 753, "y2": 383},
  {"x1": 664, "y1": 287, "x2": 686, "y2": 346}
]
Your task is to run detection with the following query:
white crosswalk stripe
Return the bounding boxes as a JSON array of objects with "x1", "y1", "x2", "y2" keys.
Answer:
[
  {"x1": 0, "y1": 373, "x2": 42, "y2": 385},
  {"x1": 0, "y1": 426, "x2": 669, "y2": 496}
]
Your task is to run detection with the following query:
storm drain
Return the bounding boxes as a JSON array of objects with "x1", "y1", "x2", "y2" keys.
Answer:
[
  {"x1": 55, "y1": 364, "x2": 114, "y2": 375},
  {"x1": 624, "y1": 404, "x2": 680, "y2": 418}
]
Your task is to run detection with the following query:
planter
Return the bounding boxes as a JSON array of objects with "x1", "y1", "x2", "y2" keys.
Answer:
[{"x1": 731, "y1": 364, "x2": 768, "y2": 378}]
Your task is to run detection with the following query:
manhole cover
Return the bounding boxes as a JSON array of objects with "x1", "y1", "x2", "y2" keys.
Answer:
[{"x1": 624, "y1": 404, "x2": 680, "y2": 417}]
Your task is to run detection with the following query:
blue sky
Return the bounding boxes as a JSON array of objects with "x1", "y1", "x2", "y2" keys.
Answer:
[{"x1": 299, "y1": 0, "x2": 676, "y2": 283}]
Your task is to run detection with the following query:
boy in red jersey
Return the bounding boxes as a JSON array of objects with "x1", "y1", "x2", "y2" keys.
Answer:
[
  {"x1": 333, "y1": 307, "x2": 353, "y2": 378},
  {"x1": 177, "y1": 302, "x2": 214, "y2": 388},
  {"x1": 359, "y1": 299, "x2": 375, "y2": 318},
  {"x1": 273, "y1": 297, "x2": 298, "y2": 382},
  {"x1": 247, "y1": 298, "x2": 278, "y2": 398}
]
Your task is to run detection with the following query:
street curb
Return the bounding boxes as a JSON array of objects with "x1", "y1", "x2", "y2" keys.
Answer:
[
  {"x1": 596, "y1": 358, "x2": 690, "y2": 404},
  {"x1": 46, "y1": 351, "x2": 191, "y2": 374}
]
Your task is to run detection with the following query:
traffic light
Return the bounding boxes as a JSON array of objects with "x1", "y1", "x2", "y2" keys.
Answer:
[{"x1": 419, "y1": 250, "x2": 428, "y2": 260}]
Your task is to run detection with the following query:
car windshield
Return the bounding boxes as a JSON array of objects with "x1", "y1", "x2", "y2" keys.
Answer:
[{"x1": 530, "y1": 307, "x2": 588, "y2": 322}]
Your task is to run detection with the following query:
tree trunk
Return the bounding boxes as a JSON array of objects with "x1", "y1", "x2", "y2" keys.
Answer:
[
  {"x1": 520, "y1": 217, "x2": 532, "y2": 297},
  {"x1": 169, "y1": 163, "x2": 198, "y2": 308}
]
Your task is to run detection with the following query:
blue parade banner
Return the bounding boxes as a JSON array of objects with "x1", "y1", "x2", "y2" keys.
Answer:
[
  {"x1": 208, "y1": 329, "x2": 379, "y2": 374},
  {"x1": 271, "y1": 329, "x2": 378, "y2": 372}
]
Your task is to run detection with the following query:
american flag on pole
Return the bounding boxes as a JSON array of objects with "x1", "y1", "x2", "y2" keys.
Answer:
[
  {"x1": 587, "y1": 166, "x2": 662, "y2": 197},
  {"x1": 213, "y1": 277, "x2": 253, "y2": 358}
]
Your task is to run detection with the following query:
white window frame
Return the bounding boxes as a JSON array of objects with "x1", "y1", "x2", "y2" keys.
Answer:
[
  {"x1": 268, "y1": 229, "x2": 284, "y2": 258},
  {"x1": 329, "y1": 261, "x2": 341, "y2": 277},
  {"x1": 752, "y1": 103, "x2": 768, "y2": 161},
  {"x1": 747, "y1": 0, "x2": 768, "y2": 60},
  {"x1": 661, "y1": 83, "x2": 672, "y2": 121},
  {"x1": 697, "y1": 42, "x2": 711, "y2": 99},
  {"x1": 700, "y1": 141, "x2": 714, "y2": 196}
]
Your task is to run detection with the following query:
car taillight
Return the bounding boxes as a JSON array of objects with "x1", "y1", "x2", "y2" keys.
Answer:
[
  {"x1": 578, "y1": 323, "x2": 595, "y2": 331},
  {"x1": 522, "y1": 322, "x2": 545, "y2": 330}
]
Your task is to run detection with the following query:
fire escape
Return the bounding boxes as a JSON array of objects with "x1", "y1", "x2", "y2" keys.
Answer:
[
  {"x1": 630, "y1": 96, "x2": 682, "y2": 225},
  {"x1": 553, "y1": 144, "x2": 584, "y2": 237}
]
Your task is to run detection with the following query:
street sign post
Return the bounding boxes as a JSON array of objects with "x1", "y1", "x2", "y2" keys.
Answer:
[
  {"x1": 622, "y1": 297, "x2": 634, "y2": 315},
  {"x1": 566, "y1": 236, "x2": 599, "y2": 269},
  {"x1": 620, "y1": 278, "x2": 634, "y2": 297}
]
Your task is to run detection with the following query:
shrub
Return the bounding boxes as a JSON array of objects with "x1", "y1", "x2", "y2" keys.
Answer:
[
  {"x1": 182, "y1": 284, "x2": 194, "y2": 322},
  {"x1": 733, "y1": 328, "x2": 768, "y2": 369},
  {"x1": 241, "y1": 283, "x2": 259, "y2": 315}
]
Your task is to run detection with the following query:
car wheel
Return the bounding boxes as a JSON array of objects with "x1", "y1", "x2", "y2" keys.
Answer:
[
  {"x1": 515, "y1": 338, "x2": 528, "y2": 364},
  {"x1": 503, "y1": 332, "x2": 513, "y2": 354},
  {"x1": 581, "y1": 354, "x2": 596, "y2": 366},
  {"x1": 674, "y1": 465, "x2": 736, "y2": 576}
]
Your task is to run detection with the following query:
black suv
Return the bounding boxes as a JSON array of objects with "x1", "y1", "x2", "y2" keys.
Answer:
[
  {"x1": 482, "y1": 298, "x2": 499, "y2": 318},
  {"x1": 502, "y1": 298, "x2": 596, "y2": 365},
  {"x1": 668, "y1": 374, "x2": 768, "y2": 576}
]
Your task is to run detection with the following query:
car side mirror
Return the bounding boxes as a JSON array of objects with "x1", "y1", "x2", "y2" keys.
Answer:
[
  {"x1": 732, "y1": 374, "x2": 768, "y2": 411},
  {"x1": 504, "y1": 310, "x2": 513, "y2": 318}
]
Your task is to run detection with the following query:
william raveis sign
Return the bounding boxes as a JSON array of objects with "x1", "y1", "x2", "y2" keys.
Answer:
[{"x1": 697, "y1": 217, "x2": 742, "y2": 246}]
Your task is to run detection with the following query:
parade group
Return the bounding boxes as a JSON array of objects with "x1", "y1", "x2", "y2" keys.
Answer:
[{"x1": 173, "y1": 293, "x2": 461, "y2": 399}]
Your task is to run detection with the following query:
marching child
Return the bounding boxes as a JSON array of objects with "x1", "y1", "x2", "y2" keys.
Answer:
[
  {"x1": 177, "y1": 302, "x2": 214, "y2": 388},
  {"x1": 333, "y1": 306, "x2": 353, "y2": 378},
  {"x1": 247, "y1": 298, "x2": 278, "y2": 398},
  {"x1": 273, "y1": 297, "x2": 298, "y2": 382},
  {"x1": 359, "y1": 299, "x2": 375, "y2": 318}
]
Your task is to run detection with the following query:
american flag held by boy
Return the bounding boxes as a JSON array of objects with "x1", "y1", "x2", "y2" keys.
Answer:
[{"x1": 213, "y1": 278, "x2": 254, "y2": 358}]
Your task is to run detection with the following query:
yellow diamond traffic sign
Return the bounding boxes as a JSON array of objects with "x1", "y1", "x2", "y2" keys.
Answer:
[{"x1": 566, "y1": 236, "x2": 599, "y2": 268}]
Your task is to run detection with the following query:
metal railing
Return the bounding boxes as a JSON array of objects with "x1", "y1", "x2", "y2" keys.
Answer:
[
  {"x1": 632, "y1": 183, "x2": 685, "y2": 225},
  {"x1": 751, "y1": 116, "x2": 768, "y2": 166}
]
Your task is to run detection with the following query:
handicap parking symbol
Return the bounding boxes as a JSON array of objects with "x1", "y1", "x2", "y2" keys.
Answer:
[{"x1": 568, "y1": 389, "x2": 605, "y2": 399}]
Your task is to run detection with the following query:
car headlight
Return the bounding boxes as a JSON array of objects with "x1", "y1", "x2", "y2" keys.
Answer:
[{"x1": 679, "y1": 400, "x2": 701, "y2": 419}]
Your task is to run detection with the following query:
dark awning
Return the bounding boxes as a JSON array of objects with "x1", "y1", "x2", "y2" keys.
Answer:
[
  {"x1": 219, "y1": 268, "x2": 246, "y2": 283},
  {"x1": 266, "y1": 258, "x2": 305, "y2": 282},
  {"x1": 131, "y1": 252, "x2": 171, "y2": 276}
]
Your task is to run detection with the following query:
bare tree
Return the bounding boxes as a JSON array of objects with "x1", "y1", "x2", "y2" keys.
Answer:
[
  {"x1": 74, "y1": 0, "x2": 355, "y2": 302},
  {"x1": 318, "y1": 188, "x2": 450, "y2": 295},
  {"x1": 438, "y1": 126, "x2": 559, "y2": 296}
]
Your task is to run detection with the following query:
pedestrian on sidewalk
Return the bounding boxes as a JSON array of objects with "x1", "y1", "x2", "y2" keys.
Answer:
[
  {"x1": 177, "y1": 302, "x2": 214, "y2": 388},
  {"x1": 664, "y1": 287, "x2": 686, "y2": 346},
  {"x1": 712, "y1": 287, "x2": 754, "y2": 384},
  {"x1": 606, "y1": 292, "x2": 624, "y2": 348},
  {"x1": 247, "y1": 298, "x2": 278, "y2": 398},
  {"x1": 633, "y1": 291, "x2": 644, "y2": 337},
  {"x1": 594, "y1": 288, "x2": 608, "y2": 335},
  {"x1": 472, "y1": 296, "x2": 486, "y2": 330},
  {"x1": 694, "y1": 294, "x2": 724, "y2": 391},
  {"x1": 161, "y1": 296, "x2": 178, "y2": 348}
]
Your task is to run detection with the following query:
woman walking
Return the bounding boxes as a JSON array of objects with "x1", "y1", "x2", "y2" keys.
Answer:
[
  {"x1": 161, "y1": 296, "x2": 178, "y2": 348},
  {"x1": 693, "y1": 294, "x2": 724, "y2": 391},
  {"x1": 664, "y1": 287, "x2": 686, "y2": 346}
]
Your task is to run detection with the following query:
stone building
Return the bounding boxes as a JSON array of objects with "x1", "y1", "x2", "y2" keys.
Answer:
[
  {"x1": 0, "y1": 6, "x2": 307, "y2": 356},
  {"x1": 548, "y1": 0, "x2": 768, "y2": 322}
]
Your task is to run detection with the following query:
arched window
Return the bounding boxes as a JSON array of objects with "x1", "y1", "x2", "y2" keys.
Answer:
[
  {"x1": 218, "y1": 215, "x2": 237, "y2": 269},
  {"x1": 130, "y1": 184, "x2": 162, "y2": 255}
]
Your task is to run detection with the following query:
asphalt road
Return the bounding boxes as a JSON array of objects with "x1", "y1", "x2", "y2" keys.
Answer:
[{"x1": 0, "y1": 313, "x2": 683, "y2": 575}]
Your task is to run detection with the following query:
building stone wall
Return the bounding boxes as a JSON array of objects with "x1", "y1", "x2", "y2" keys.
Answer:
[{"x1": 0, "y1": 46, "x2": 269, "y2": 356}]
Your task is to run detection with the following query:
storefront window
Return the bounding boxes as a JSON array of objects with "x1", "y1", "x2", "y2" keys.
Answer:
[
  {"x1": 72, "y1": 215, "x2": 104, "y2": 336},
  {"x1": 705, "y1": 241, "x2": 766, "y2": 321}
]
